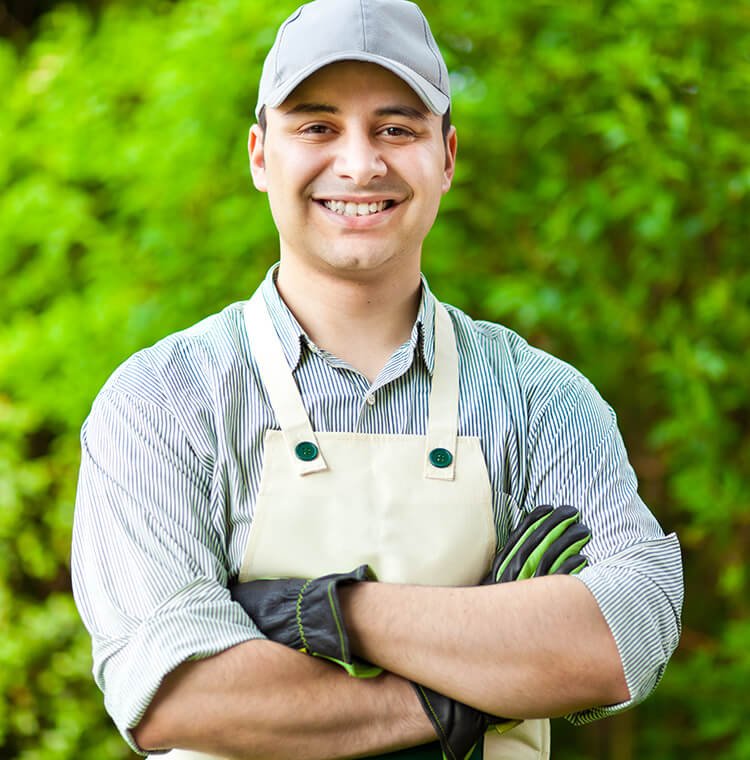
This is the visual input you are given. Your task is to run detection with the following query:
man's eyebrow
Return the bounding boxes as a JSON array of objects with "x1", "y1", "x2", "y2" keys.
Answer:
[
  {"x1": 374, "y1": 106, "x2": 428, "y2": 121},
  {"x1": 281, "y1": 103, "x2": 428, "y2": 120},
  {"x1": 283, "y1": 102, "x2": 339, "y2": 116}
]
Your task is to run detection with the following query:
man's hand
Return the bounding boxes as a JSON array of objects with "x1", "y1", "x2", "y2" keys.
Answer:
[
  {"x1": 413, "y1": 505, "x2": 591, "y2": 760},
  {"x1": 412, "y1": 683, "x2": 519, "y2": 760},
  {"x1": 230, "y1": 565, "x2": 382, "y2": 677},
  {"x1": 483, "y1": 504, "x2": 591, "y2": 584}
]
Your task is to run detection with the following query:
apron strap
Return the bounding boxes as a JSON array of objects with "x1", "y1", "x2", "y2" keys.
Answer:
[
  {"x1": 244, "y1": 289, "x2": 460, "y2": 481},
  {"x1": 424, "y1": 302, "x2": 459, "y2": 481},
  {"x1": 244, "y1": 292, "x2": 328, "y2": 476}
]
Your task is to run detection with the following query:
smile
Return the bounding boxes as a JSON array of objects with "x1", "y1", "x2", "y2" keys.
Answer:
[{"x1": 320, "y1": 200, "x2": 395, "y2": 217}]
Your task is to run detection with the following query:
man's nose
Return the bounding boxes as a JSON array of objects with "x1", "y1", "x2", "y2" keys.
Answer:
[{"x1": 332, "y1": 132, "x2": 387, "y2": 186}]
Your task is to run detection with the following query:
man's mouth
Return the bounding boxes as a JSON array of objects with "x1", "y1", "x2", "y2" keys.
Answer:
[{"x1": 319, "y1": 199, "x2": 395, "y2": 217}]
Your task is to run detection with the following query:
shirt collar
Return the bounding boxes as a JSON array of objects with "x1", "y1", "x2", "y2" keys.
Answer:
[
  {"x1": 415, "y1": 274, "x2": 436, "y2": 374},
  {"x1": 258, "y1": 263, "x2": 438, "y2": 375},
  {"x1": 259, "y1": 264, "x2": 306, "y2": 370}
]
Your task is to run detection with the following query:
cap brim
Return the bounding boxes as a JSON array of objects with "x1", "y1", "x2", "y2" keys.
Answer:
[{"x1": 257, "y1": 52, "x2": 450, "y2": 118}]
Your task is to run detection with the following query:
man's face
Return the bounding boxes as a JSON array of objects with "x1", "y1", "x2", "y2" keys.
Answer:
[{"x1": 249, "y1": 61, "x2": 456, "y2": 282}]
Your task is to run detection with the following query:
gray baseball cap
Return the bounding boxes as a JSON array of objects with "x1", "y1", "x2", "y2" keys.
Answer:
[{"x1": 255, "y1": 0, "x2": 450, "y2": 118}]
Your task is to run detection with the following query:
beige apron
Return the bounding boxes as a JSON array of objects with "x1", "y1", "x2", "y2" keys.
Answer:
[{"x1": 162, "y1": 291, "x2": 549, "y2": 760}]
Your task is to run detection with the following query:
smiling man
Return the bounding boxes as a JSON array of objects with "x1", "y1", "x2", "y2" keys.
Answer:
[
  {"x1": 250, "y1": 60, "x2": 455, "y2": 381},
  {"x1": 72, "y1": 1, "x2": 683, "y2": 759}
]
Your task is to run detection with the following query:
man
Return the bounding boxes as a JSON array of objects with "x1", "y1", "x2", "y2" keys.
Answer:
[{"x1": 72, "y1": 0, "x2": 683, "y2": 758}]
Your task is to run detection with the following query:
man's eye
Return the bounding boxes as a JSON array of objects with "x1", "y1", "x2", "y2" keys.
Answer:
[
  {"x1": 382, "y1": 126, "x2": 413, "y2": 137},
  {"x1": 301, "y1": 124, "x2": 331, "y2": 135}
]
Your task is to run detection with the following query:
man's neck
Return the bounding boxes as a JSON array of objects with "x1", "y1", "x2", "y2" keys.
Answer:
[{"x1": 275, "y1": 262, "x2": 422, "y2": 384}]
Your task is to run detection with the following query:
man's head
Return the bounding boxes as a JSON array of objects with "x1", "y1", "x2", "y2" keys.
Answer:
[
  {"x1": 249, "y1": 0, "x2": 456, "y2": 282},
  {"x1": 255, "y1": 0, "x2": 451, "y2": 122}
]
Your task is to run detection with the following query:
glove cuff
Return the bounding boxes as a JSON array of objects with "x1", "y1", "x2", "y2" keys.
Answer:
[
  {"x1": 413, "y1": 683, "x2": 523, "y2": 760},
  {"x1": 412, "y1": 683, "x2": 488, "y2": 760},
  {"x1": 298, "y1": 565, "x2": 382, "y2": 678}
]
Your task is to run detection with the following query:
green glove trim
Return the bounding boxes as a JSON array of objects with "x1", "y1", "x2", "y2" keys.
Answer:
[
  {"x1": 296, "y1": 578, "x2": 314, "y2": 652},
  {"x1": 485, "y1": 505, "x2": 591, "y2": 585},
  {"x1": 327, "y1": 577, "x2": 349, "y2": 661},
  {"x1": 515, "y1": 511, "x2": 580, "y2": 580},
  {"x1": 489, "y1": 719, "x2": 523, "y2": 736},
  {"x1": 550, "y1": 553, "x2": 588, "y2": 575},
  {"x1": 543, "y1": 526, "x2": 591, "y2": 575},
  {"x1": 312, "y1": 652, "x2": 383, "y2": 678},
  {"x1": 491, "y1": 506, "x2": 554, "y2": 581}
]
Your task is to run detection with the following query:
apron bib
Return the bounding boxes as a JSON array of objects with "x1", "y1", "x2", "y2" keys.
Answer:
[{"x1": 162, "y1": 291, "x2": 549, "y2": 759}]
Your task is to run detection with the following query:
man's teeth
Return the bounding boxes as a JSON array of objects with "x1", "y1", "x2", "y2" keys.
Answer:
[{"x1": 322, "y1": 200, "x2": 392, "y2": 216}]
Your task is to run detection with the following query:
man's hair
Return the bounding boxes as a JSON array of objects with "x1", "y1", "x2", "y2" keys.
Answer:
[{"x1": 257, "y1": 106, "x2": 452, "y2": 142}]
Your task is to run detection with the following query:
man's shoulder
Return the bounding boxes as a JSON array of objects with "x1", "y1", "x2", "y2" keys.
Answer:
[
  {"x1": 100, "y1": 301, "x2": 249, "y2": 405},
  {"x1": 445, "y1": 302, "x2": 607, "y2": 431},
  {"x1": 444, "y1": 302, "x2": 583, "y2": 391}
]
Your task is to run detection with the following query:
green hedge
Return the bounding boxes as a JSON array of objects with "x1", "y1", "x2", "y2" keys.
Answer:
[{"x1": 1, "y1": 0, "x2": 748, "y2": 757}]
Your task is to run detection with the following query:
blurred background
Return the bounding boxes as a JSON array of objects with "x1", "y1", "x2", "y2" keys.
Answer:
[{"x1": 0, "y1": 0, "x2": 748, "y2": 757}]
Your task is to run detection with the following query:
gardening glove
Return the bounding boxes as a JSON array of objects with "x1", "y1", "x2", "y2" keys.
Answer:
[
  {"x1": 412, "y1": 683, "x2": 520, "y2": 760},
  {"x1": 414, "y1": 505, "x2": 591, "y2": 760},
  {"x1": 483, "y1": 504, "x2": 591, "y2": 584},
  {"x1": 230, "y1": 564, "x2": 382, "y2": 678}
]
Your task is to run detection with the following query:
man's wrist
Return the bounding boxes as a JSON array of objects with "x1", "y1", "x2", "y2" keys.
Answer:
[{"x1": 382, "y1": 671, "x2": 437, "y2": 747}]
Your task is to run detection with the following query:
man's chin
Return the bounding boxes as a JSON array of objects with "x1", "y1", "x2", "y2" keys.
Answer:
[{"x1": 317, "y1": 250, "x2": 407, "y2": 279}]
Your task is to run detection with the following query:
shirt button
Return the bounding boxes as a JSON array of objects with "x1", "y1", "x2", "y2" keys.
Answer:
[{"x1": 365, "y1": 393, "x2": 376, "y2": 406}]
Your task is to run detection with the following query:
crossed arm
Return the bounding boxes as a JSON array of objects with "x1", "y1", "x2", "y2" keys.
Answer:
[
  {"x1": 134, "y1": 575, "x2": 627, "y2": 757},
  {"x1": 133, "y1": 637, "x2": 433, "y2": 758}
]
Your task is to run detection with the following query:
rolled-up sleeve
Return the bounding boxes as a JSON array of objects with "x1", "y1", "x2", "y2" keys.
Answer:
[
  {"x1": 72, "y1": 383, "x2": 262, "y2": 754},
  {"x1": 522, "y1": 368, "x2": 683, "y2": 723},
  {"x1": 573, "y1": 532, "x2": 682, "y2": 722}
]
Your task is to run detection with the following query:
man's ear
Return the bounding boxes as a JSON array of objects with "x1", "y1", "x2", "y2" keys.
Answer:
[
  {"x1": 441, "y1": 125, "x2": 457, "y2": 194},
  {"x1": 248, "y1": 124, "x2": 267, "y2": 192}
]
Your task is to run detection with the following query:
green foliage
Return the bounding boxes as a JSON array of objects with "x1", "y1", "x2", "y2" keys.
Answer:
[{"x1": 1, "y1": 0, "x2": 748, "y2": 757}]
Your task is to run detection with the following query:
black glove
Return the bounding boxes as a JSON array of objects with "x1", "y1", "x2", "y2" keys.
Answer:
[
  {"x1": 412, "y1": 684, "x2": 520, "y2": 760},
  {"x1": 483, "y1": 504, "x2": 591, "y2": 584},
  {"x1": 230, "y1": 564, "x2": 382, "y2": 678},
  {"x1": 415, "y1": 505, "x2": 591, "y2": 760}
]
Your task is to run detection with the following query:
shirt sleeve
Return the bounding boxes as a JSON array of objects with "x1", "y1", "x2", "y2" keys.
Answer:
[
  {"x1": 72, "y1": 381, "x2": 263, "y2": 754},
  {"x1": 521, "y1": 367, "x2": 683, "y2": 724}
]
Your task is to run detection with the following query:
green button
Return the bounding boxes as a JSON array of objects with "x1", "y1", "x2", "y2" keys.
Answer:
[
  {"x1": 295, "y1": 441, "x2": 319, "y2": 461},
  {"x1": 429, "y1": 447, "x2": 453, "y2": 468}
]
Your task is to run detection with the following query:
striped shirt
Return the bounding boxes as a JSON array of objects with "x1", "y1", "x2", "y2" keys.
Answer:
[{"x1": 72, "y1": 265, "x2": 683, "y2": 753}]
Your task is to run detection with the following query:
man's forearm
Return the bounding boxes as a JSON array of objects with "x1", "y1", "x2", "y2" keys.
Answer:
[
  {"x1": 134, "y1": 638, "x2": 433, "y2": 759},
  {"x1": 342, "y1": 575, "x2": 630, "y2": 718}
]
